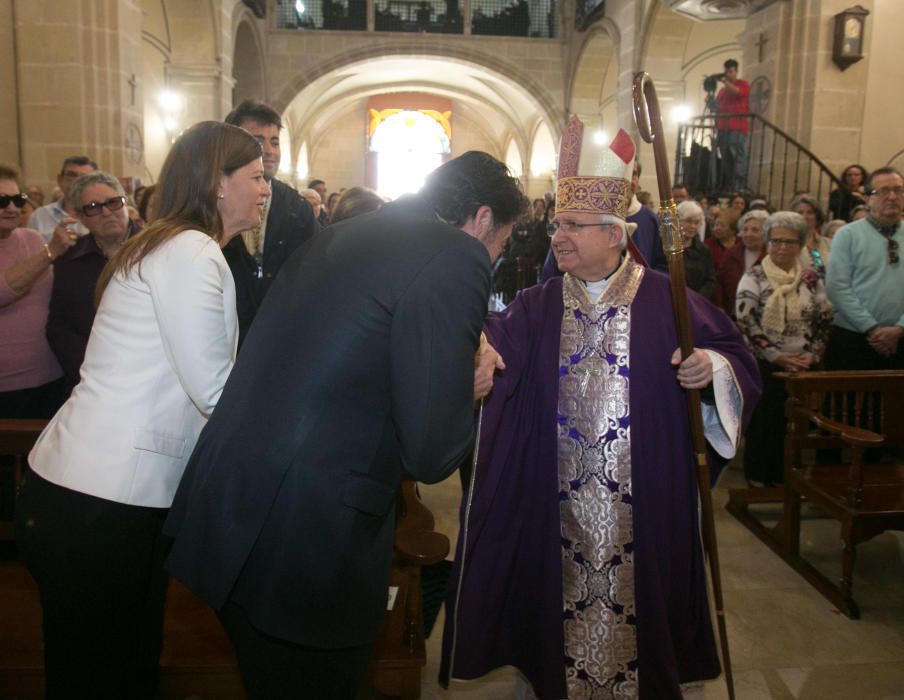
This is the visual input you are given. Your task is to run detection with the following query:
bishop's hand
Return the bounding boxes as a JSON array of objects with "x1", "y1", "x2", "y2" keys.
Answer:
[
  {"x1": 474, "y1": 333, "x2": 505, "y2": 402},
  {"x1": 671, "y1": 347, "x2": 713, "y2": 389}
]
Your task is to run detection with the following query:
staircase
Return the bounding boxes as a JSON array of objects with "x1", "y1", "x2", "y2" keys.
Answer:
[{"x1": 674, "y1": 113, "x2": 844, "y2": 213}]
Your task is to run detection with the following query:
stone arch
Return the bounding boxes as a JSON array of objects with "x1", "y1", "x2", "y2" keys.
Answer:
[
  {"x1": 639, "y1": 1, "x2": 695, "y2": 78},
  {"x1": 568, "y1": 22, "x2": 620, "y2": 132},
  {"x1": 232, "y1": 18, "x2": 266, "y2": 104},
  {"x1": 163, "y1": 0, "x2": 221, "y2": 65},
  {"x1": 505, "y1": 136, "x2": 524, "y2": 178},
  {"x1": 272, "y1": 43, "x2": 563, "y2": 141}
]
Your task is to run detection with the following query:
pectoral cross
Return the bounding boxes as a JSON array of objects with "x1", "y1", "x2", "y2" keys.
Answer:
[{"x1": 577, "y1": 363, "x2": 603, "y2": 398}]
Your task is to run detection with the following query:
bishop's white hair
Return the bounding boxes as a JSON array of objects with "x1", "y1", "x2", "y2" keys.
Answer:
[{"x1": 600, "y1": 213, "x2": 631, "y2": 250}]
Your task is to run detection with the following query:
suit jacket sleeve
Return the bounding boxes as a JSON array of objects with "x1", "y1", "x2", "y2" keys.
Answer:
[
  {"x1": 147, "y1": 232, "x2": 236, "y2": 417},
  {"x1": 389, "y1": 239, "x2": 490, "y2": 484}
]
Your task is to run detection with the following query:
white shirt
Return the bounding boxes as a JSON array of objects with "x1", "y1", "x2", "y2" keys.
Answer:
[{"x1": 27, "y1": 200, "x2": 88, "y2": 242}]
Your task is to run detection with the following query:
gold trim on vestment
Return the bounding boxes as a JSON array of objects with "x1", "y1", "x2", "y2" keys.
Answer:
[{"x1": 556, "y1": 256, "x2": 646, "y2": 699}]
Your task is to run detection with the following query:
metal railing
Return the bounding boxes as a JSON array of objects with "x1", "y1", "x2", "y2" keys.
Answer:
[
  {"x1": 674, "y1": 113, "x2": 843, "y2": 213},
  {"x1": 276, "y1": 0, "x2": 557, "y2": 35}
]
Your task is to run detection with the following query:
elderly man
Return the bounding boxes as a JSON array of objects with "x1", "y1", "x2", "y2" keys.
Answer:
[
  {"x1": 440, "y1": 123, "x2": 760, "y2": 700},
  {"x1": 47, "y1": 172, "x2": 139, "y2": 397},
  {"x1": 28, "y1": 156, "x2": 97, "y2": 241},
  {"x1": 826, "y1": 166, "x2": 904, "y2": 369},
  {"x1": 298, "y1": 187, "x2": 323, "y2": 221},
  {"x1": 223, "y1": 100, "x2": 319, "y2": 343}
]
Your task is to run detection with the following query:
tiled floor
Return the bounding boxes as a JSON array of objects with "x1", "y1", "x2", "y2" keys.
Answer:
[
  {"x1": 1, "y1": 459, "x2": 902, "y2": 699},
  {"x1": 415, "y1": 461, "x2": 904, "y2": 700}
]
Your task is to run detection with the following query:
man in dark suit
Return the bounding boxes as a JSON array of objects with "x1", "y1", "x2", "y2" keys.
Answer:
[
  {"x1": 164, "y1": 152, "x2": 528, "y2": 699},
  {"x1": 224, "y1": 100, "x2": 319, "y2": 343}
]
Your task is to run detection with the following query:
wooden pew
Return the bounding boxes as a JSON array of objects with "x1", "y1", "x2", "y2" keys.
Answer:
[
  {"x1": 0, "y1": 420, "x2": 47, "y2": 541},
  {"x1": 727, "y1": 371, "x2": 904, "y2": 618},
  {"x1": 366, "y1": 478, "x2": 450, "y2": 699}
]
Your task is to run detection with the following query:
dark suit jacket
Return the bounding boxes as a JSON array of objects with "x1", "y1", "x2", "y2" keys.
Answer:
[
  {"x1": 222, "y1": 177, "x2": 319, "y2": 342},
  {"x1": 164, "y1": 196, "x2": 491, "y2": 648}
]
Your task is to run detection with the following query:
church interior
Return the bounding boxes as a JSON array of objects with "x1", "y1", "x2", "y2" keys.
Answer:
[{"x1": 1, "y1": 0, "x2": 903, "y2": 698}]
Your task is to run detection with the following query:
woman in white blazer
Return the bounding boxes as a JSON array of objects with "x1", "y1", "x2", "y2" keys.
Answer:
[{"x1": 15, "y1": 121, "x2": 271, "y2": 700}]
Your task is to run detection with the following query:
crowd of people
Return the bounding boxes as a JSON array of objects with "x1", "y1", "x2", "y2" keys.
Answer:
[{"x1": 0, "y1": 95, "x2": 902, "y2": 699}]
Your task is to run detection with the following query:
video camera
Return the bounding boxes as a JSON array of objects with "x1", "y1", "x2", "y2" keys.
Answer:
[{"x1": 703, "y1": 73, "x2": 726, "y2": 92}]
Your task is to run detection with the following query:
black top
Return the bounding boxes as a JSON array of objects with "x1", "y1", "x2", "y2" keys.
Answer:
[
  {"x1": 684, "y1": 236, "x2": 716, "y2": 300},
  {"x1": 222, "y1": 177, "x2": 319, "y2": 344},
  {"x1": 46, "y1": 219, "x2": 141, "y2": 397}
]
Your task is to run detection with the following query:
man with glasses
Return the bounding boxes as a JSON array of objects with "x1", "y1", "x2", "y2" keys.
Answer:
[
  {"x1": 826, "y1": 166, "x2": 904, "y2": 369},
  {"x1": 440, "y1": 122, "x2": 760, "y2": 700},
  {"x1": 28, "y1": 156, "x2": 97, "y2": 241},
  {"x1": 46, "y1": 172, "x2": 139, "y2": 398}
]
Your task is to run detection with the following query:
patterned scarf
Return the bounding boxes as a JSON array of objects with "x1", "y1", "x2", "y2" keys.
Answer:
[
  {"x1": 761, "y1": 255, "x2": 801, "y2": 336},
  {"x1": 867, "y1": 214, "x2": 900, "y2": 237}
]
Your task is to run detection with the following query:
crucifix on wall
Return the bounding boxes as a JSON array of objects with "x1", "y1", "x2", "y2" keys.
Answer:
[
  {"x1": 755, "y1": 33, "x2": 768, "y2": 63},
  {"x1": 128, "y1": 74, "x2": 138, "y2": 106}
]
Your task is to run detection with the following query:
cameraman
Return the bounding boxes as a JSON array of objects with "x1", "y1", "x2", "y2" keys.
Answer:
[{"x1": 715, "y1": 58, "x2": 750, "y2": 192}]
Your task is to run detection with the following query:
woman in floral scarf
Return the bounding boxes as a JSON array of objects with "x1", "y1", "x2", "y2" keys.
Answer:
[{"x1": 736, "y1": 211, "x2": 834, "y2": 487}]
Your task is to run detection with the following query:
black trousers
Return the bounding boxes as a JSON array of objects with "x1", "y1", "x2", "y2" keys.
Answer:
[
  {"x1": 218, "y1": 600, "x2": 373, "y2": 700},
  {"x1": 743, "y1": 360, "x2": 787, "y2": 485},
  {"x1": 14, "y1": 467, "x2": 170, "y2": 700},
  {"x1": 824, "y1": 325, "x2": 904, "y2": 371}
]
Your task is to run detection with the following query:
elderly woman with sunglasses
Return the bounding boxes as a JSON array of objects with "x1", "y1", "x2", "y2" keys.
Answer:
[
  {"x1": 0, "y1": 164, "x2": 78, "y2": 419},
  {"x1": 735, "y1": 211, "x2": 834, "y2": 486},
  {"x1": 46, "y1": 172, "x2": 141, "y2": 399}
]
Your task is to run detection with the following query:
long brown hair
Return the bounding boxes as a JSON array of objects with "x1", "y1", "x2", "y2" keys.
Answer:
[{"x1": 96, "y1": 121, "x2": 261, "y2": 302}]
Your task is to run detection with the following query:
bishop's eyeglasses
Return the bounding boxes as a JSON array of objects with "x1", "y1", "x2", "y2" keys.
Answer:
[{"x1": 547, "y1": 221, "x2": 617, "y2": 237}]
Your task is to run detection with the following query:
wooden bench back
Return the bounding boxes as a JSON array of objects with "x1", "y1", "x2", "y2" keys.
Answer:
[{"x1": 780, "y1": 371, "x2": 904, "y2": 451}]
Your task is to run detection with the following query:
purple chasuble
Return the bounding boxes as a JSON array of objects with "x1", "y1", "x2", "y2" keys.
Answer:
[{"x1": 440, "y1": 258, "x2": 761, "y2": 700}]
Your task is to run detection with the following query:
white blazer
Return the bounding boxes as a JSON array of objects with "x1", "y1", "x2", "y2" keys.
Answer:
[{"x1": 29, "y1": 230, "x2": 237, "y2": 508}]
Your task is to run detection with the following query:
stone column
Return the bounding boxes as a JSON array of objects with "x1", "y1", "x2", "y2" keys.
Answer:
[
  {"x1": 13, "y1": 0, "x2": 145, "y2": 189},
  {"x1": 0, "y1": 0, "x2": 20, "y2": 168}
]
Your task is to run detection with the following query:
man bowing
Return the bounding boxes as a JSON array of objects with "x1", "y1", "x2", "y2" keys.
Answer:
[{"x1": 165, "y1": 152, "x2": 527, "y2": 699}]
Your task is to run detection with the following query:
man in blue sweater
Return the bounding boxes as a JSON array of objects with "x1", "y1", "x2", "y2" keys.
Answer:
[{"x1": 825, "y1": 166, "x2": 904, "y2": 369}]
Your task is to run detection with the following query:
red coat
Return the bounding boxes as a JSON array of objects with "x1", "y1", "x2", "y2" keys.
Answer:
[{"x1": 715, "y1": 241, "x2": 765, "y2": 316}]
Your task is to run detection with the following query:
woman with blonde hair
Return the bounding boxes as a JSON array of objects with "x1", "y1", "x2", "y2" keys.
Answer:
[{"x1": 16, "y1": 121, "x2": 270, "y2": 699}]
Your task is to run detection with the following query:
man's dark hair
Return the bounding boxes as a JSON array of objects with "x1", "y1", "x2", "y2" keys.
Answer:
[
  {"x1": 866, "y1": 166, "x2": 904, "y2": 192},
  {"x1": 724, "y1": 59, "x2": 739, "y2": 71},
  {"x1": 672, "y1": 182, "x2": 688, "y2": 191},
  {"x1": 308, "y1": 179, "x2": 325, "y2": 189},
  {"x1": 225, "y1": 100, "x2": 283, "y2": 129},
  {"x1": 60, "y1": 155, "x2": 98, "y2": 174},
  {"x1": 420, "y1": 151, "x2": 528, "y2": 228}
]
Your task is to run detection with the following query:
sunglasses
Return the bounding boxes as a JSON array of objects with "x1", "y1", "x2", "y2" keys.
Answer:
[
  {"x1": 0, "y1": 193, "x2": 29, "y2": 209},
  {"x1": 80, "y1": 196, "x2": 126, "y2": 217}
]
